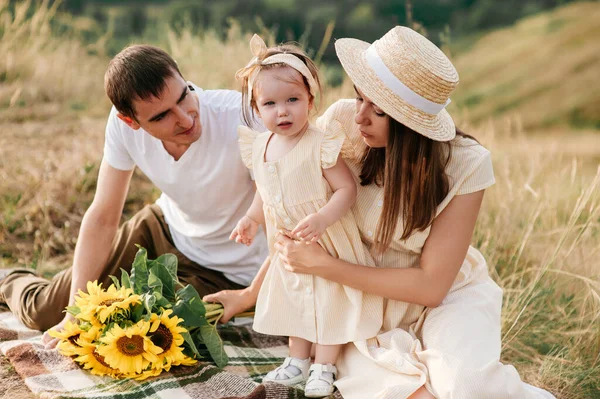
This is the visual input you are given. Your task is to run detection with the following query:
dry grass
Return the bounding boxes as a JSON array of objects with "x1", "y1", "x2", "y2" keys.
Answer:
[
  {"x1": 0, "y1": 0, "x2": 110, "y2": 122},
  {"x1": 0, "y1": 2, "x2": 599, "y2": 398},
  {"x1": 471, "y1": 125, "x2": 600, "y2": 398}
]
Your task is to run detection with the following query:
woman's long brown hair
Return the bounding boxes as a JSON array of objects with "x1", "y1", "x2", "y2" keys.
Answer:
[{"x1": 360, "y1": 119, "x2": 472, "y2": 253}]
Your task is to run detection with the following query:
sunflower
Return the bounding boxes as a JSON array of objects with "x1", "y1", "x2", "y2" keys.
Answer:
[
  {"x1": 148, "y1": 309, "x2": 193, "y2": 370},
  {"x1": 73, "y1": 281, "x2": 113, "y2": 327},
  {"x1": 76, "y1": 282, "x2": 141, "y2": 324},
  {"x1": 127, "y1": 366, "x2": 163, "y2": 381},
  {"x1": 48, "y1": 320, "x2": 85, "y2": 357},
  {"x1": 74, "y1": 339, "x2": 122, "y2": 378},
  {"x1": 74, "y1": 280, "x2": 107, "y2": 309},
  {"x1": 172, "y1": 355, "x2": 198, "y2": 367},
  {"x1": 97, "y1": 320, "x2": 163, "y2": 375},
  {"x1": 95, "y1": 288, "x2": 141, "y2": 323}
]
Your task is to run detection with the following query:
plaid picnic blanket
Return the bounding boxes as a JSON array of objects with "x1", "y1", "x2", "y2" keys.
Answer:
[{"x1": 0, "y1": 310, "x2": 343, "y2": 399}]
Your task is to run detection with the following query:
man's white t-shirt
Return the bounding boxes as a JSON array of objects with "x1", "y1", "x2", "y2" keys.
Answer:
[{"x1": 102, "y1": 84, "x2": 268, "y2": 286}]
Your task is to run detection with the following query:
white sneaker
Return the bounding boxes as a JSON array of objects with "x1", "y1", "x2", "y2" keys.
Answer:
[
  {"x1": 262, "y1": 356, "x2": 311, "y2": 386},
  {"x1": 304, "y1": 363, "x2": 337, "y2": 398}
]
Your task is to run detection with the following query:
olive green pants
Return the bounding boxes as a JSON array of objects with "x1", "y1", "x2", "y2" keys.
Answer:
[{"x1": 0, "y1": 204, "x2": 245, "y2": 331}]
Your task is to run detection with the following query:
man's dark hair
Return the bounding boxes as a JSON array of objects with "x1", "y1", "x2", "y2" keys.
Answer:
[{"x1": 104, "y1": 44, "x2": 183, "y2": 120}]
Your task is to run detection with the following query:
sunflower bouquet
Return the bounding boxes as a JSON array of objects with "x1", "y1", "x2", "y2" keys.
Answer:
[{"x1": 49, "y1": 246, "x2": 247, "y2": 380}]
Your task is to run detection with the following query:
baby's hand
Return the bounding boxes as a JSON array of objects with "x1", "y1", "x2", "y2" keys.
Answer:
[
  {"x1": 291, "y1": 213, "x2": 328, "y2": 243},
  {"x1": 230, "y1": 216, "x2": 259, "y2": 246}
]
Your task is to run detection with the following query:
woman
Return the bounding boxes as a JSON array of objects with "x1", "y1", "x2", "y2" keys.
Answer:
[{"x1": 205, "y1": 26, "x2": 555, "y2": 399}]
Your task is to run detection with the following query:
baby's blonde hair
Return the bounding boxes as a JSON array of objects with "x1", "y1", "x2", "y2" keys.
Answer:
[{"x1": 236, "y1": 43, "x2": 322, "y2": 128}]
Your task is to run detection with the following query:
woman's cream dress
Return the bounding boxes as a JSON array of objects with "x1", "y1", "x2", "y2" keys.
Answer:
[
  {"x1": 238, "y1": 124, "x2": 383, "y2": 345},
  {"x1": 317, "y1": 100, "x2": 555, "y2": 399}
]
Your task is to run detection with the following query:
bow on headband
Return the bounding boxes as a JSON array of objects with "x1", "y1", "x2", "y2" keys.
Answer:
[{"x1": 236, "y1": 34, "x2": 318, "y2": 102}]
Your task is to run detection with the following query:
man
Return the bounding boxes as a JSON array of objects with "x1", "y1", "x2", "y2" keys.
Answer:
[{"x1": 0, "y1": 45, "x2": 269, "y2": 345}]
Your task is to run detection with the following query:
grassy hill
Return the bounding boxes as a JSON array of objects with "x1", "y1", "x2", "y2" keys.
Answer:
[{"x1": 450, "y1": 1, "x2": 600, "y2": 131}]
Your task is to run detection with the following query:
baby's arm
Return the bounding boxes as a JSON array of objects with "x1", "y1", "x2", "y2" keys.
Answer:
[
  {"x1": 292, "y1": 155, "x2": 357, "y2": 242},
  {"x1": 230, "y1": 189, "x2": 265, "y2": 246},
  {"x1": 246, "y1": 188, "x2": 265, "y2": 225}
]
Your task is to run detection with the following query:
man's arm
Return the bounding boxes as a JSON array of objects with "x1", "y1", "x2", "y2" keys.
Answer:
[
  {"x1": 43, "y1": 159, "x2": 133, "y2": 344},
  {"x1": 203, "y1": 255, "x2": 271, "y2": 323},
  {"x1": 69, "y1": 160, "x2": 134, "y2": 303}
]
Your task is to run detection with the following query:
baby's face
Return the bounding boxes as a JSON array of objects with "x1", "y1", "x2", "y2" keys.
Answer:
[{"x1": 253, "y1": 67, "x2": 312, "y2": 138}]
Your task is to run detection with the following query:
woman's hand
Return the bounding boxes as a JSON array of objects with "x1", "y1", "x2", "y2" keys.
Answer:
[
  {"x1": 203, "y1": 288, "x2": 257, "y2": 324},
  {"x1": 274, "y1": 232, "x2": 330, "y2": 275}
]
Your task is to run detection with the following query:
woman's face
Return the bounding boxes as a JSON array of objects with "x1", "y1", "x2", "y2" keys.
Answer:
[{"x1": 354, "y1": 86, "x2": 390, "y2": 148}]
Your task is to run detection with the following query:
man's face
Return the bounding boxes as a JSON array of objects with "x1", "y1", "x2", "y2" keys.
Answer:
[{"x1": 118, "y1": 72, "x2": 202, "y2": 147}]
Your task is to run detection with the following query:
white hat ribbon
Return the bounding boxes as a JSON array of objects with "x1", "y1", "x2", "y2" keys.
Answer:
[{"x1": 365, "y1": 41, "x2": 450, "y2": 115}]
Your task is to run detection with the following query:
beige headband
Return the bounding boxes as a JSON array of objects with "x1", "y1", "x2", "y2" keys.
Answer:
[{"x1": 239, "y1": 34, "x2": 318, "y2": 101}]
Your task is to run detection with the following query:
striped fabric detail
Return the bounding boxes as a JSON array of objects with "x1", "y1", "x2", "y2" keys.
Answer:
[
  {"x1": 317, "y1": 100, "x2": 495, "y2": 331},
  {"x1": 239, "y1": 125, "x2": 383, "y2": 345}
]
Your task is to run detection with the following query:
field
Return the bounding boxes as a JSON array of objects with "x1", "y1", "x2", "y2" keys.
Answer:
[{"x1": 0, "y1": 1, "x2": 599, "y2": 398}]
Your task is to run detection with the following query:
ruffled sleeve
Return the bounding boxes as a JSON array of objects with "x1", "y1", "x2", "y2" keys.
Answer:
[
  {"x1": 237, "y1": 125, "x2": 260, "y2": 169},
  {"x1": 444, "y1": 137, "x2": 495, "y2": 196},
  {"x1": 320, "y1": 121, "x2": 347, "y2": 169},
  {"x1": 317, "y1": 100, "x2": 365, "y2": 164},
  {"x1": 456, "y1": 148, "x2": 495, "y2": 195},
  {"x1": 435, "y1": 138, "x2": 495, "y2": 215}
]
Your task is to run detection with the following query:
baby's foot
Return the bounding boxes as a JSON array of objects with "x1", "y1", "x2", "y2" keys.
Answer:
[
  {"x1": 262, "y1": 356, "x2": 311, "y2": 386},
  {"x1": 304, "y1": 363, "x2": 337, "y2": 398}
]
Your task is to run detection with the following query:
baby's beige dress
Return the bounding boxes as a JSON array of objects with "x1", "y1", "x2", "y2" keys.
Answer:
[
  {"x1": 317, "y1": 100, "x2": 555, "y2": 399},
  {"x1": 238, "y1": 124, "x2": 383, "y2": 345}
]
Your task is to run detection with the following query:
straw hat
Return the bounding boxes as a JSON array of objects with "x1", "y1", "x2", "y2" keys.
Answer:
[{"x1": 335, "y1": 26, "x2": 459, "y2": 141}]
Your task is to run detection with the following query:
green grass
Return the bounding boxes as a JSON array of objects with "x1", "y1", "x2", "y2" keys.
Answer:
[{"x1": 450, "y1": 2, "x2": 600, "y2": 132}]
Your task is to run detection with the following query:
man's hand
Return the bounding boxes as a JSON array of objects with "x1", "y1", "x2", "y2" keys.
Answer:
[
  {"x1": 229, "y1": 216, "x2": 260, "y2": 246},
  {"x1": 203, "y1": 288, "x2": 256, "y2": 324},
  {"x1": 291, "y1": 213, "x2": 328, "y2": 243},
  {"x1": 42, "y1": 314, "x2": 75, "y2": 349}
]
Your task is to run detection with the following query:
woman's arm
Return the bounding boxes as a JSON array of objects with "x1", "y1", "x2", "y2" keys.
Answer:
[
  {"x1": 276, "y1": 190, "x2": 485, "y2": 308},
  {"x1": 291, "y1": 156, "x2": 357, "y2": 240}
]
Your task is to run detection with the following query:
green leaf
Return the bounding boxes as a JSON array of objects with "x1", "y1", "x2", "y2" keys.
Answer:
[
  {"x1": 191, "y1": 327, "x2": 205, "y2": 345},
  {"x1": 181, "y1": 330, "x2": 201, "y2": 358},
  {"x1": 153, "y1": 253, "x2": 179, "y2": 282},
  {"x1": 109, "y1": 275, "x2": 121, "y2": 290},
  {"x1": 79, "y1": 321, "x2": 92, "y2": 331},
  {"x1": 148, "y1": 263, "x2": 176, "y2": 301},
  {"x1": 175, "y1": 284, "x2": 205, "y2": 310},
  {"x1": 130, "y1": 303, "x2": 144, "y2": 322},
  {"x1": 65, "y1": 305, "x2": 80, "y2": 316},
  {"x1": 172, "y1": 300, "x2": 207, "y2": 328},
  {"x1": 172, "y1": 285, "x2": 207, "y2": 328},
  {"x1": 130, "y1": 246, "x2": 150, "y2": 295},
  {"x1": 200, "y1": 324, "x2": 229, "y2": 368},
  {"x1": 148, "y1": 270, "x2": 163, "y2": 296},
  {"x1": 143, "y1": 293, "x2": 156, "y2": 314},
  {"x1": 120, "y1": 268, "x2": 131, "y2": 289},
  {"x1": 153, "y1": 291, "x2": 171, "y2": 309}
]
